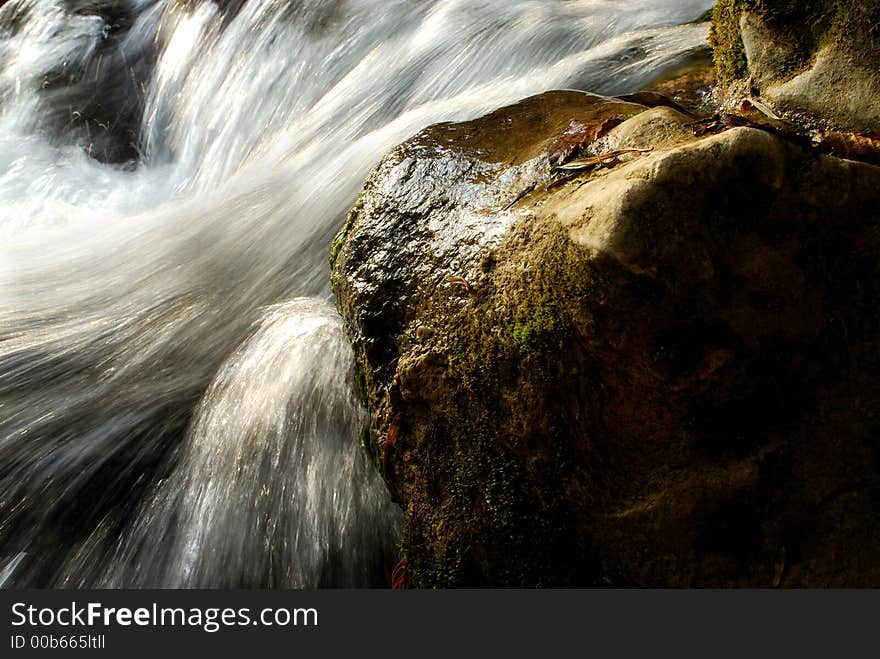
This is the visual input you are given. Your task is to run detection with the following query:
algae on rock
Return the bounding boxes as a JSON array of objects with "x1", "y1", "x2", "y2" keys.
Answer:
[
  {"x1": 332, "y1": 88, "x2": 880, "y2": 587},
  {"x1": 709, "y1": 0, "x2": 880, "y2": 131}
]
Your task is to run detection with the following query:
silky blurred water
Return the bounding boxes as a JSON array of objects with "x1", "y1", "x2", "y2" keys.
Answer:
[{"x1": 0, "y1": 0, "x2": 713, "y2": 587}]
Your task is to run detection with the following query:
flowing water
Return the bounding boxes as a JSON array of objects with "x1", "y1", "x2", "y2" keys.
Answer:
[{"x1": 0, "y1": 0, "x2": 714, "y2": 587}]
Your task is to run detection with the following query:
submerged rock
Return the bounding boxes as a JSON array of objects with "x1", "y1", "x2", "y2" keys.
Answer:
[{"x1": 331, "y1": 90, "x2": 880, "y2": 586}]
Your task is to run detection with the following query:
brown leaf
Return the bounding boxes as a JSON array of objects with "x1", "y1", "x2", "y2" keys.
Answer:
[
  {"x1": 444, "y1": 275, "x2": 471, "y2": 293},
  {"x1": 382, "y1": 415, "x2": 401, "y2": 468},
  {"x1": 385, "y1": 416, "x2": 400, "y2": 450},
  {"x1": 815, "y1": 130, "x2": 880, "y2": 165},
  {"x1": 548, "y1": 115, "x2": 622, "y2": 167}
]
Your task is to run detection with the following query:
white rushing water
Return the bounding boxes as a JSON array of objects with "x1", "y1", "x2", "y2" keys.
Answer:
[{"x1": 0, "y1": 0, "x2": 713, "y2": 587}]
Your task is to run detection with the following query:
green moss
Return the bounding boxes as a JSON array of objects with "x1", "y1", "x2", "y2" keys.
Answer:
[
  {"x1": 708, "y1": 0, "x2": 880, "y2": 82},
  {"x1": 708, "y1": 0, "x2": 755, "y2": 81},
  {"x1": 510, "y1": 300, "x2": 560, "y2": 354},
  {"x1": 329, "y1": 196, "x2": 363, "y2": 269},
  {"x1": 329, "y1": 219, "x2": 351, "y2": 269},
  {"x1": 398, "y1": 419, "x2": 507, "y2": 587},
  {"x1": 393, "y1": 220, "x2": 599, "y2": 587}
]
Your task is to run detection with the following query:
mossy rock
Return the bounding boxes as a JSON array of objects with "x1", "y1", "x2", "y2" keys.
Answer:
[
  {"x1": 711, "y1": 1, "x2": 880, "y2": 80},
  {"x1": 709, "y1": 0, "x2": 880, "y2": 131},
  {"x1": 332, "y1": 91, "x2": 880, "y2": 586}
]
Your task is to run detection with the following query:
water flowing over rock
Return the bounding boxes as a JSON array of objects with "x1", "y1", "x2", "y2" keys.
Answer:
[
  {"x1": 1, "y1": 0, "x2": 715, "y2": 587},
  {"x1": 332, "y1": 90, "x2": 880, "y2": 586}
]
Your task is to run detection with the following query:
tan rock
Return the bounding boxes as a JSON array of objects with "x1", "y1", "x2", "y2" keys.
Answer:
[{"x1": 332, "y1": 91, "x2": 880, "y2": 586}]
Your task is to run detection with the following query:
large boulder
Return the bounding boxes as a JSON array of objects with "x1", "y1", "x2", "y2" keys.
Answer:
[
  {"x1": 709, "y1": 1, "x2": 880, "y2": 132},
  {"x1": 331, "y1": 90, "x2": 880, "y2": 586}
]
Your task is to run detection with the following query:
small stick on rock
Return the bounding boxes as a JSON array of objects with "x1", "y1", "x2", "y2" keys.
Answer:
[
  {"x1": 503, "y1": 183, "x2": 536, "y2": 211},
  {"x1": 554, "y1": 147, "x2": 653, "y2": 171},
  {"x1": 444, "y1": 275, "x2": 471, "y2": 293}
]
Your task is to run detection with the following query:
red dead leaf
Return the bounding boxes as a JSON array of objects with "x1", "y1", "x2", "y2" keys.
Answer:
[
  {"x1": 391, "y1": 557, "x2": 407, "y2": 589},
  {"x1": 382, "y1": 415, "x2": 401, "y2": 467},
  {"x1": 548, "y1": 115, "x2": 622, "y2": 167}
]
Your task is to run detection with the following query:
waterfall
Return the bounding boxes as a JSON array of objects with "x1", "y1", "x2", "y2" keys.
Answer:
[{"x1": 0, "y1": 0, "x2": 713, "y2": 587}]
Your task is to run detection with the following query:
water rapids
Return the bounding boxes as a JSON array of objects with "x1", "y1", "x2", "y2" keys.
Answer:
[{"x1": 0, "y1": 0, "x2": 713, "y2": 587}]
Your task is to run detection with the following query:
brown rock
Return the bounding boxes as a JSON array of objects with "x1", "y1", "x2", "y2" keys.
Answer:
[{"x1": 331, "y1": 91, "x2": 880, "y2": 587}]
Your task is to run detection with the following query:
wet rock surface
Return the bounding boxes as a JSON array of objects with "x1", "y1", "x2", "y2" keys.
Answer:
[{"x1": 331, "y1": 90, "x2": 880, "y2": 586}]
